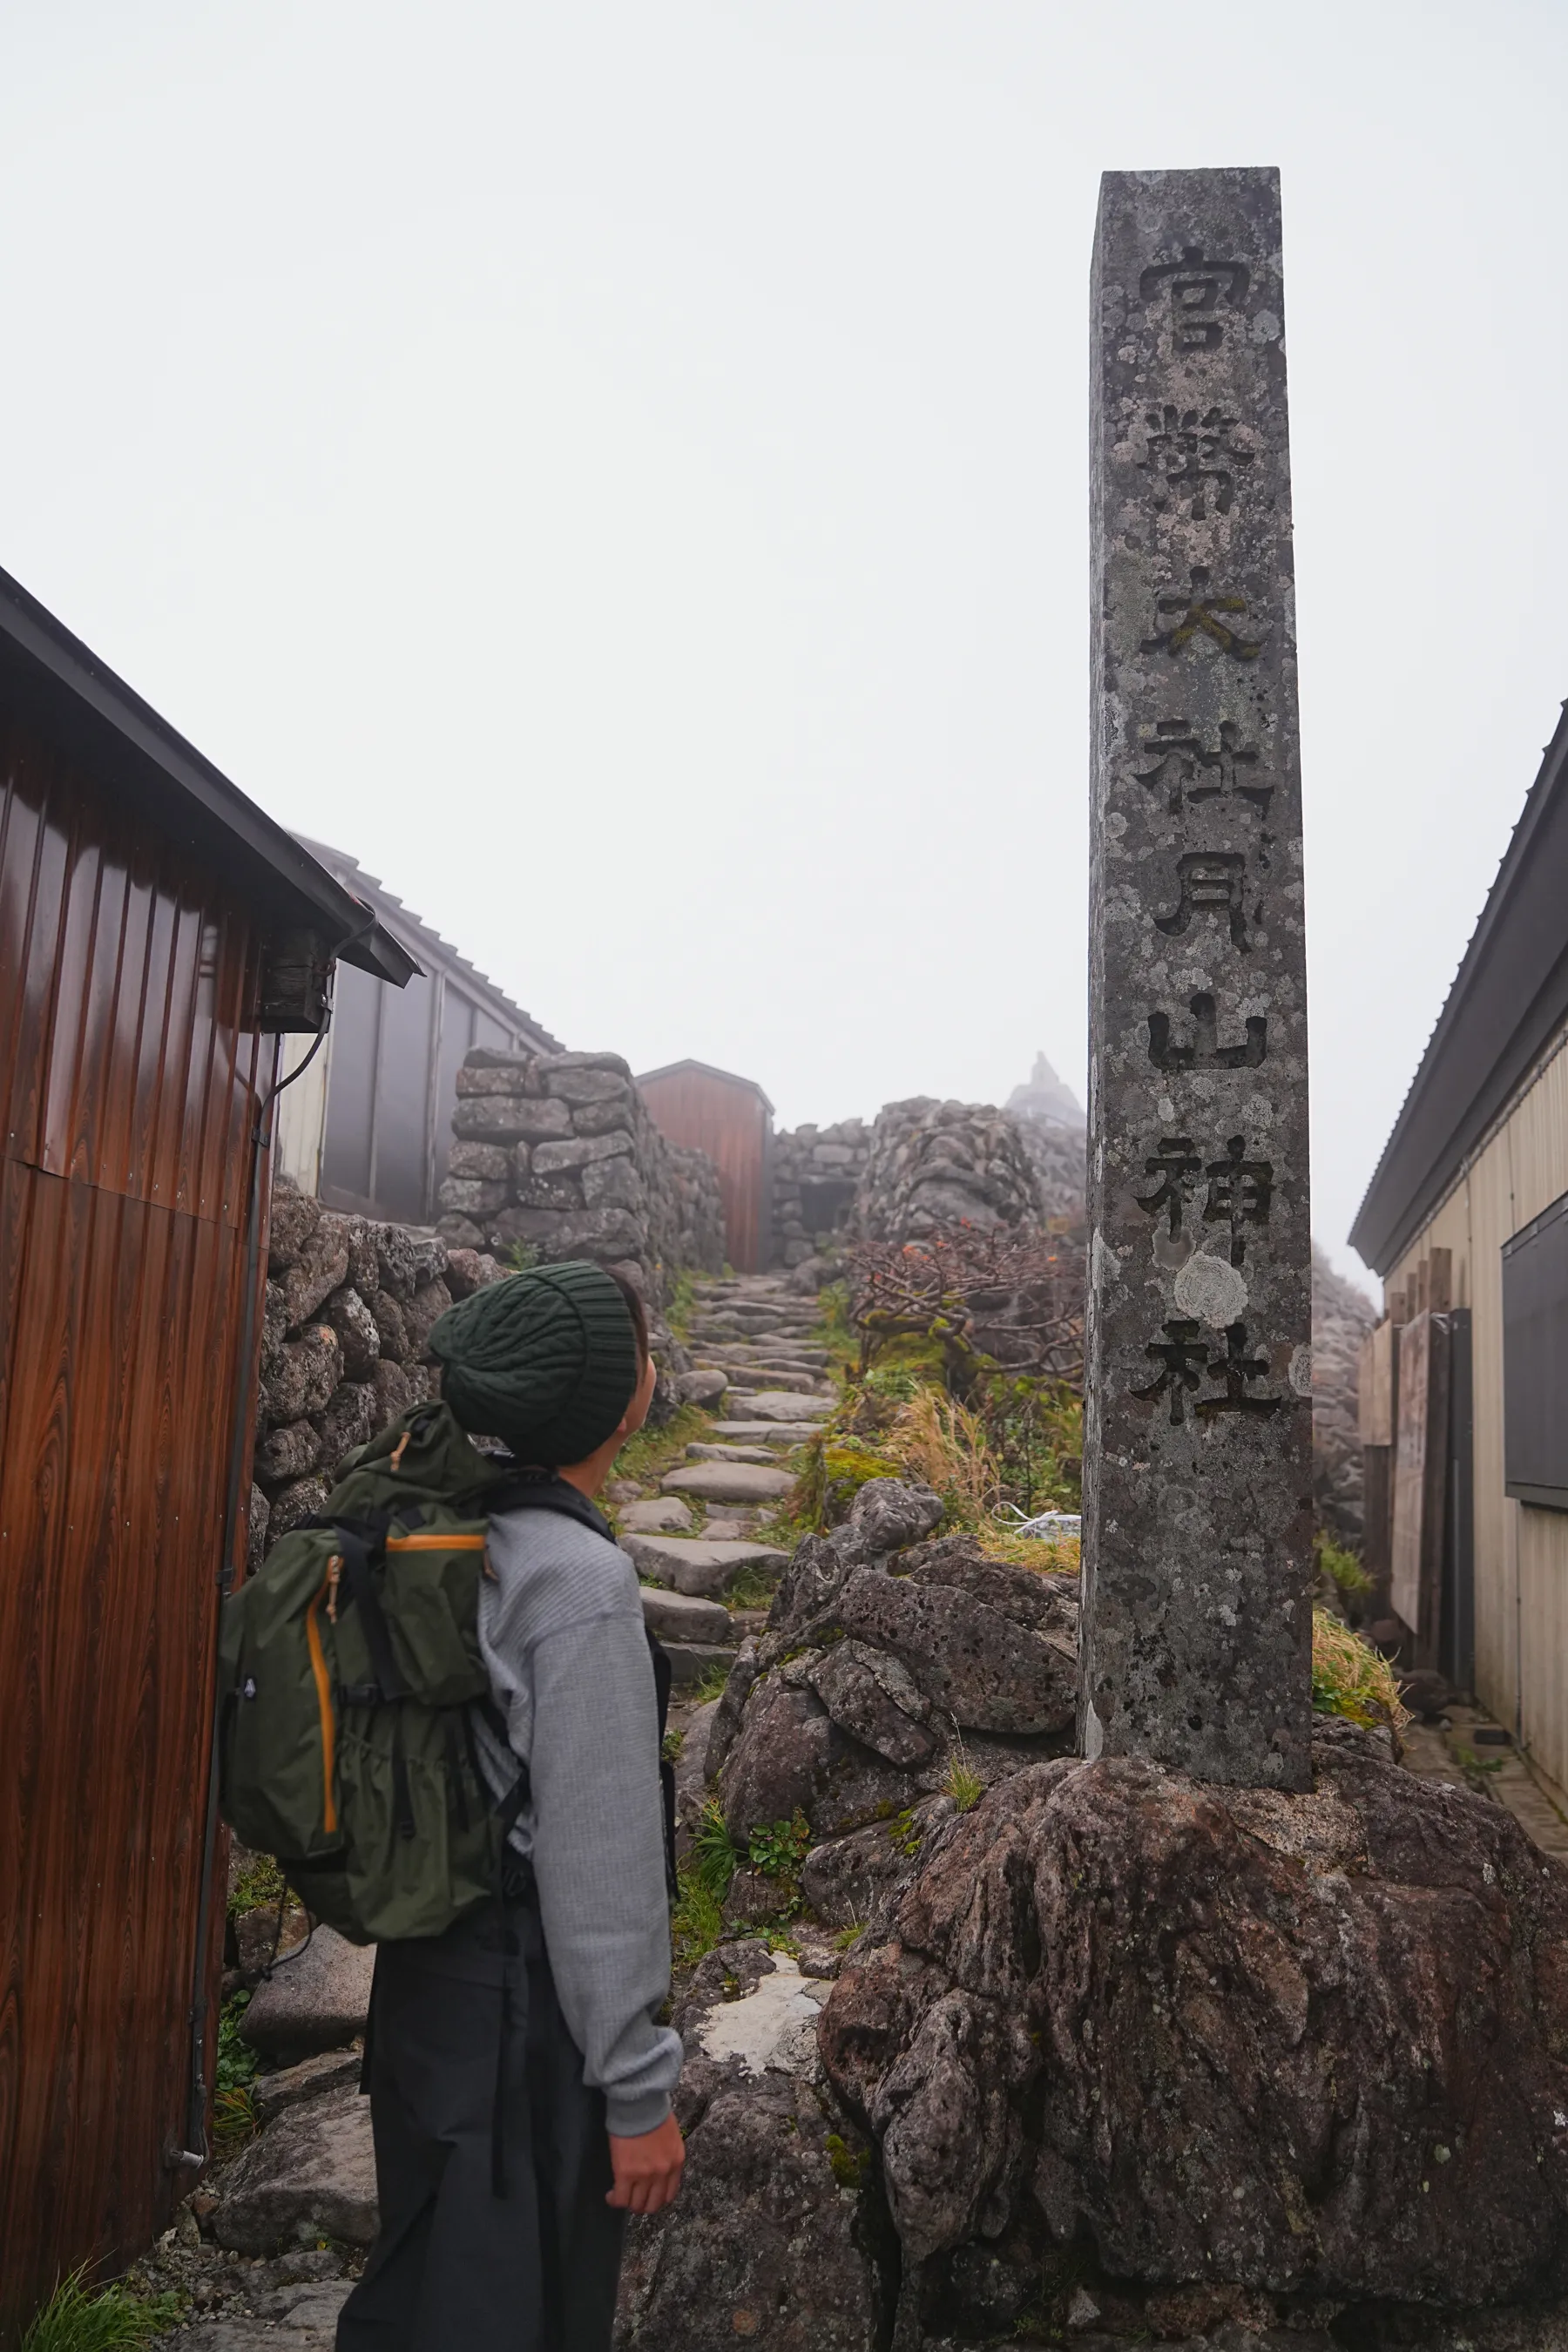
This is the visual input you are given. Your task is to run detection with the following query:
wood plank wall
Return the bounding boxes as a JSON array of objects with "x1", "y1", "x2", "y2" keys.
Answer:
[
  {"x1": 639, "y1": 1069, "x2": 769, "y2": 1273},
  {"x1": 0, "y1": 709, "x2": 268, "y2": 2340}
]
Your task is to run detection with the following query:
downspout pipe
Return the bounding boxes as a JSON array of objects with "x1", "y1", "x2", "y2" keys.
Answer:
[{"x1": 172, "y1": 923, "x2": 361, "y2": 2171}]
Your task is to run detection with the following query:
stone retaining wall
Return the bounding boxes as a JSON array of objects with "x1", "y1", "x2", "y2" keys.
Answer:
[
  {"x1": 855, "y1": 1096, "x2": 1044, "y2": 1242},
  {"x1": 769, "y1": 1119, "x2": 872, "y2": 1267},
  {"x1": 436, "y1": 1049, "x2": 725, "y2": 1294},
  {"x1": 252, "y1": 1182, "x2": 509, "y2": 1563}
]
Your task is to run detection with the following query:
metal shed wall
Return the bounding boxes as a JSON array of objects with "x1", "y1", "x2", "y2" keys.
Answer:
[
  {"x1": 0, "y1": 712, "x2": 267, "y2": 2337},
  {"x1": 1384, "y1": 1024, "x2": 1568, "y2": 1793},
  {"x1": 638, "y1": 1065, "x2": 768, "y2": 1272}
]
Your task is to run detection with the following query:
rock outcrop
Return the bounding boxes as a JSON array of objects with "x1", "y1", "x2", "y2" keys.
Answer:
[
  {"x1": 1005, "y1": 1050, "x2": 1087, "y2": 1222},
  {"x1": 709, "y1": 1483, "x2": 1079, "y2": 1928},
  {"x1": 613, "y1": 1941, "x2": 891, "y2": 2351},
  {"x1": 819, "y1": 1720, "x2": 1568, "y2": 2334}
]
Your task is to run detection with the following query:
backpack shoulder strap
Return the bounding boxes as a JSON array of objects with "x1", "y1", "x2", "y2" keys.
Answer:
[{"x1": 482, "y1": 1472, "x2": 617, "y2": 1544}]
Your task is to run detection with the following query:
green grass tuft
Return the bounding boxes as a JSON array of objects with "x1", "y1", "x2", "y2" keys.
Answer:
[
  {"x1": 943, "y1": 1747, "x2": 984, "y2": 1814},
  {"x1": 216, "y1": 1990, "x2": 258, "y2": 2096},
  {"x1": 1311, "y1": 1608, "x2": 1409, "y2": 1734},
  {"x1": 1315, "y1": 1528, "x2": 1374, "y2": 1601},
  {"x1": 671, "y1": 1866, "x2": 727, "y2": 1968},
  {"x1": 691, "y1": 1798, "x2": 740, "y2": 1897},
  {"x1": 665, "y1": 1269, "x2": 699, "y2": 1342},
  {"x1": 226, "y1": 1850, "x2": 286, "y2": 1917},
  {"x1": 20, "y1": 2271, "x2": 182, "y2": 2352}
]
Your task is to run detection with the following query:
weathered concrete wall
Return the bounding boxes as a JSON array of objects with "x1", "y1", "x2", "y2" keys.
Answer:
[
  {"x1": 1081, "y1": 167, "x2": 1314, "y2": 1790},
  {"x1": 436, "y1": 1049, "x2": 726, "y2": 1294}
]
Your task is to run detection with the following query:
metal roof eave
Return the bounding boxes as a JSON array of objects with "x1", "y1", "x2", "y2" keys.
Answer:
[
  {"x1": 0, "y1": 562, "x2": 416, "y2": 985},
  {"x1": 1348, "y1": 698, "x2": 1568, "y2": 1274}
]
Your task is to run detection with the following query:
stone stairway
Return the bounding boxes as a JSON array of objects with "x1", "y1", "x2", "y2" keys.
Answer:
[{"x1": 618, "y1": 1273, "x2": 837, "y2": 1683}]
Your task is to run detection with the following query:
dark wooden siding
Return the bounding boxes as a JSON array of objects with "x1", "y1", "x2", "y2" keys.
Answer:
[
  {"x1": 0, "y1": 711, "x2": 267, "y2": 2338},
  {"x1": 639, "y1": 1069, "x2": 769, "y2": 1273}
]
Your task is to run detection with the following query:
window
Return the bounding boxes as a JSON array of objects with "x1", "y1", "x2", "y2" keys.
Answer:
[{"x1": 1503, "y1": 1188, "x2": 1568, "y2": 1510}]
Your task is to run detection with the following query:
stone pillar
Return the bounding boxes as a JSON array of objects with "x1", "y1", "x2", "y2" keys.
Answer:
[{"x1": 1081, "y1": 168, "x2": 1314, "y2": 1791}]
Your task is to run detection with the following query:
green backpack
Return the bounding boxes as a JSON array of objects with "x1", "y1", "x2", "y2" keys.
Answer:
[{"x1": 219, "y1": 1401, "x2": 669, "y2": 1945}]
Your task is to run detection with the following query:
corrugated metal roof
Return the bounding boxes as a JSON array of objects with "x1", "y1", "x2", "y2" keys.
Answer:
[
  {"x1": 294, "y1": 835, "x2": 561, "y2": 1052},
  {"x1": 0, "y1": 564, "x2": 417, "y2": 988},
  {"x1": 1349, "y1": 699, "x2": 1568, "y2": 1273}
]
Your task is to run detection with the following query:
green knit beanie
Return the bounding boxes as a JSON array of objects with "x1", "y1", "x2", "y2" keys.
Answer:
[{"x1": 428, "y1": 1260, "x2": 641, "y2": 1467}]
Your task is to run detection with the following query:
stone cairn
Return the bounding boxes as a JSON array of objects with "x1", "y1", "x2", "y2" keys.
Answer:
[
  {"x1": 855, "y1": 1096, "x2": 1044, "y2": 1242},
  {"x1": 436, "y1": 1047, "x2": 725, "y2": 1292}
]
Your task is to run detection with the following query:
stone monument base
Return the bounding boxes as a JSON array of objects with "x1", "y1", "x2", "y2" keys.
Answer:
[{"x1": 817, "y1": 1720, "x2": 1568, "y2": 2342}]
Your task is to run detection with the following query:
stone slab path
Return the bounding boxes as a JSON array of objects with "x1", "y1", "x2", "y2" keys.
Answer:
[{"x1": 1401, "y1": 1700, "x2": 1568, "y2": 1861}]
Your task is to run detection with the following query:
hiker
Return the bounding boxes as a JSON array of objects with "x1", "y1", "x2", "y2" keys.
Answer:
[{"x1": 335, "y1": 1260, "x2": 685, "y2": 2352}]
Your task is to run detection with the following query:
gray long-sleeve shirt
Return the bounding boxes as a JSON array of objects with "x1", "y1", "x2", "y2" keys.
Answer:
[{"x1": 475, "y1": 1501, "x2": 682, "y2": 2138}]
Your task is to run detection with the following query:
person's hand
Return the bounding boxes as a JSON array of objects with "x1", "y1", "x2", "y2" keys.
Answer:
[{"x1": 606, "y1": 2113, "x2": 686, "y2": 2214}]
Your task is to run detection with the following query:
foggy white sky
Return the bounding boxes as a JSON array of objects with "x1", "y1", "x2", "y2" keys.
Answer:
[{"x1": 3, "y1": 2, "x2": 1566, "y2": 1294}]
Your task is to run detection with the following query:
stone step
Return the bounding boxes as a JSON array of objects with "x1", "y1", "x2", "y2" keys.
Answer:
[
  {"x1": 664, "y1": 1642, "x2": 740, "y2": 1688},
  {"x1": 621, "y1": 1532, "x2": 789, "y2": 1598},
  {"x1": 717, "y1": 1362, "x2": 820, "y2": 1394},
  {"x1": 687, "y1": 1443, "x2": 780, "y2": 1463},
  {"x1": 213, "y1": 2085, "x2": 376, "y2": 2256},
  {"x1": 240, "y1": 1928, "x2": 373, "y2": 2065},
  {"x1": 723, "y1": 1391, "x2": 835, "y2": 1423},
  {"x1": 663, "y1": 1461, "x2": 794, "y2": 1504},
  {"x1": 639, "y1": 1586, "x2": 733, "y2": 1646},
  {"x1": 711, "y1": 1420, "x2": 826, "y2": 1445},
  {"x1": 620, "y1": 1497, "x2": 693, "y2": 1533}
]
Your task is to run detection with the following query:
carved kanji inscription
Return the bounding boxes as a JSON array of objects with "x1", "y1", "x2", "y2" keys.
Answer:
[
  {"x1": 1144, "y1": 566, "x2": 1262, "y2": 661},
  {"x1": 1133, "y1": 717, "x2": 1270, "y2": 818}
]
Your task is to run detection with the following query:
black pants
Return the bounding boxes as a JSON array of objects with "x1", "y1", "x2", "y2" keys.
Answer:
[{"x1": 335, "y1": 1888, "x2": 625, "y2": 2352}]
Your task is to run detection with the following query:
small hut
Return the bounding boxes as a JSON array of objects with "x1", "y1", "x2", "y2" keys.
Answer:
[
  {"x1": 0, "y1": 565, "x2": 413, "y2": 2334},
  {"x1": 638, "y1": 1058, "x2": 773, "y2": 1273}
]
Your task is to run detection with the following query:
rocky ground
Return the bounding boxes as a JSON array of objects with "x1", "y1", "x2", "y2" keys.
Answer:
[{"x1": 140, "y1": 1271, "x2": 1568, "y2": 2352}]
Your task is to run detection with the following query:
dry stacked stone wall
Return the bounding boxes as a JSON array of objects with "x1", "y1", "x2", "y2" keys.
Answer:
[
  {"x1": 436, "y1": 1048, "x2": 725, "y2": 1294},
  {"x1": 252, "y1": 1182, "x2": 508, "y2": 1564},
  {"x1": 855, "y1": 1096, "x2": 1044, "y2": 1242},
  {"x1": 769, "y1": 1119, "x2": 872, "y2": 1267}
]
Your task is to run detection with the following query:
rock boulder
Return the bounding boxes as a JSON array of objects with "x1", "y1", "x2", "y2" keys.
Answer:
[
  {"x1": 821, "y1": 1725, "x2": 1568, "y2": 2320},
  {"x1": 212, "y1": 2085, "x2": 377, "y2": 2255}
]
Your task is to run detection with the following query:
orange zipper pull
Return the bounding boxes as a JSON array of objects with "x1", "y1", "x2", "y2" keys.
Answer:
[{"x1": 389, "y1": 1432, "x2": 411, "y2": 1474}]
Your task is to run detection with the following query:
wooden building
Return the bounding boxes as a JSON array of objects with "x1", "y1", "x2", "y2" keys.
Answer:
[
  {"x1": 0, "y1": 567, "x2": 412, "y2": 2336},
  {"x1": 275, "y1": 839, "x2": 558, "y2": 1226},
  {"x1": 638, "y1": 1058, "x2": 773, "y2": 1273},
  {"x1": 1351, "y1": 697, "x2": 1568, "y2": 1795}
]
